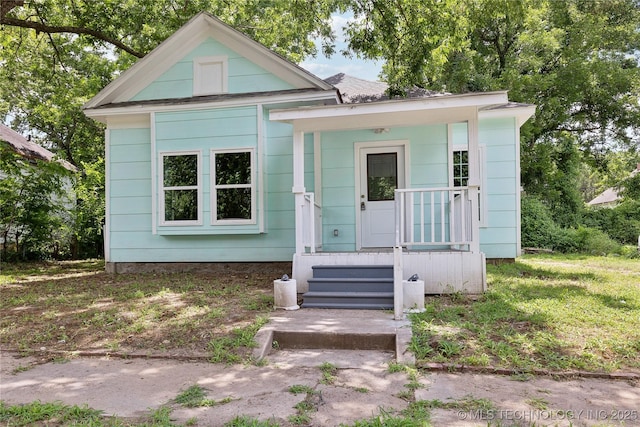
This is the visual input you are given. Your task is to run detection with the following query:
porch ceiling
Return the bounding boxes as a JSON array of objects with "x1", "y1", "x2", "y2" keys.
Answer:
[{"x1": 269, "y1": 91, "x2": 509, "y2": 132}]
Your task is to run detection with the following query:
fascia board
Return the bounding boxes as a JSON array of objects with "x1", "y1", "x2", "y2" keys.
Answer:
[
  {"x1": 479, "y1": 105, "x2": 536, "y2": 127},
  {"x1": 269, "y1": 92, "x2": 509, "y2": 122},
  {"x1": 84, "y1": 90, "x2": 338, "y2": 123},
  {"x1": 84, "y1": 12, "x2": 332, "y2": 110}
]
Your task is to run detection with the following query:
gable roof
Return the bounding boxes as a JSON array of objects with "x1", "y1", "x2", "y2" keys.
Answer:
[
  {"x1": 84, "y1": 12, "x2": 334, "y2": 110},
  {"x1": 0, "y1": 124, "x2": 76, "y2": 171}
]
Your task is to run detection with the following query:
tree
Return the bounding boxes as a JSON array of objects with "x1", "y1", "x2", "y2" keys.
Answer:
[
  {"x1": 344, "y1": 0, "x2": 640, "y2": 224},
  {"x1": 0, "y1": 148, "x2": 73, "y2": 260}
]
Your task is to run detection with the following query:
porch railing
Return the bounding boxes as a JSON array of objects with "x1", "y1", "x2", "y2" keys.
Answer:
[
  {"x1": 394, "y1": 186, "x2": 479, "y2": 251},
  {"x1": 302, "y1": 192, "x2": 322, "y2": 253}
]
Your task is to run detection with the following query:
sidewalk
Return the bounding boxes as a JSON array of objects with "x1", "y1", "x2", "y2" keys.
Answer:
[{"x1": 1, "y1": 309, "x2": 639, "y2": 426}]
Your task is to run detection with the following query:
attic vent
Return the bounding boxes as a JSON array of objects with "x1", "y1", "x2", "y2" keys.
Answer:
[{"x1": 193, "y1": 56, "x2": 228, "y2": 96}]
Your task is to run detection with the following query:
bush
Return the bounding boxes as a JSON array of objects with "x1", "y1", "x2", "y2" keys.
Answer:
[
  {"x1": 521, "y1": 196, "x2": 559, "y2": 249},
  {"x1": 582, "y1": 200, "x2": 640, "y2": 245},
  {"x1": 571, "y1": 226, "x2": 621, "y2": 255},
  {"x1": 522, "y1": 196, "x2": 621, "y2": 255}
]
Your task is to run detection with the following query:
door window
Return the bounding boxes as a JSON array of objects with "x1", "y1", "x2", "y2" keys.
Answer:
[{"x1": 367, "y1": 153, "x2": 398, "y2": 201}]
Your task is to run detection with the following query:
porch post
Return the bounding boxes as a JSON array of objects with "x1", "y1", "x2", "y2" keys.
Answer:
[
  {"x1": 292, "y1": 129, "x2": 306, "y2": 255},
  {"x1": 467, "y1": 111, "x2": 481, "y2": 253}
]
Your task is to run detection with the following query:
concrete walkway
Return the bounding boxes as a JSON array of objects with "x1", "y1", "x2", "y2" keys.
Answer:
[{"x1": 1, "y1": 309, "x2": 639, "y2": 426}]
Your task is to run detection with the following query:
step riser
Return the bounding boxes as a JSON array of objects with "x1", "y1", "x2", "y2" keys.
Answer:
[
  {"x1": 302, "y1": 296, "x2": 394, "y2": 305},
  {"x1": 312, "y1": 266, "x2": 393, "y2": 279},
  {"x1": 308, "y1": 280, "x2": 393, "y2": 293},
  {"x1": 302, "y1": 302, "x2": 394, "y2": 310}
]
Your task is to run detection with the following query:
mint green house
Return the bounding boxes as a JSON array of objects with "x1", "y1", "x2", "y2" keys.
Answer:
[{"x1": 84, "y1": 13, "x2": 534, "y2": 312}]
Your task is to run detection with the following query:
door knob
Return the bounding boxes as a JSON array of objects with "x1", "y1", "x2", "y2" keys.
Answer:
[{"x1": 361, "y1": 201, "x2": 366, "y2": 211}]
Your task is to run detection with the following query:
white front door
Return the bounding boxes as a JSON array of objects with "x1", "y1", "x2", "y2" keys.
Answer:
[{"x1": 359, "y1": 146, "x2": 405, "y2": 248}]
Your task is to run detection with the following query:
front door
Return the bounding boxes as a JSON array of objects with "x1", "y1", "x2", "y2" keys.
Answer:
[{"x1": 359, "y1": 146, "x2": 405, "y2": 248}]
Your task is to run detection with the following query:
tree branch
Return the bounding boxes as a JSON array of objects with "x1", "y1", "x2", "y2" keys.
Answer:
[{"x1": 0, "y1": 16, "x2": 145, "y2": 58}]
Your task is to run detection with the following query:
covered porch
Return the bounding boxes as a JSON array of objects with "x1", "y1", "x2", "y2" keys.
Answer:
[{"x1": 269, "y1": 92, "x2": 508, "y2": 318}]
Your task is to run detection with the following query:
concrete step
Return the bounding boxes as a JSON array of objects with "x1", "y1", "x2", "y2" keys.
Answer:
[
  {"x1": 311, "y1": 265, "x2": 394, "y2": 279},
  {"x1": 307, "y1": 277, "x2": 393, "y2": 293}
]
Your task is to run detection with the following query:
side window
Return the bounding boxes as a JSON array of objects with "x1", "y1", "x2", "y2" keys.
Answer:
[
  {"x1": 160, "y1": 151, "x2": 201, "y2": 225},
  {"x1": 452, "y1": 149, "x2": 469, "y2": 187},
  {"x1": 211, "y1": 149, "x2": 255, "y2": 224}
]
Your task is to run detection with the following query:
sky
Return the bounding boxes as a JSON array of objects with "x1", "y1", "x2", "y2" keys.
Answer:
[{"x1": 299, "y1": 13, "x2": 383, "y2": 82}]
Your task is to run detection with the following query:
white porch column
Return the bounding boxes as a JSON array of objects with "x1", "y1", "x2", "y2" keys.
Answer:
[
  {"x1": 467, "y1": 110, "x2": 481, "y2": 253},
  {"x1": 292, "y1": 129, "x2": 306, "y2": 255}
]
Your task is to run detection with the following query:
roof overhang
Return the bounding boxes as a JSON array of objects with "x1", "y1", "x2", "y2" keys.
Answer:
[
  {"x1": 269, "y1": 91, "x2": 535, "y2": 132},
  {"x1": 85, "y1": 89, "x2": 340, "y2": 124}
]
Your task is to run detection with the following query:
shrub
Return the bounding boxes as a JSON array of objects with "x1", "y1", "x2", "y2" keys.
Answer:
[{"x1": 521, "y1": 196, "x2": 559, "y2": 249}]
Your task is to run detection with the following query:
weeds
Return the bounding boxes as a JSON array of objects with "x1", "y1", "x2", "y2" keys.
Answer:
[{"x1": 174, "y1": 384, "x2": 234, "y2": 408}]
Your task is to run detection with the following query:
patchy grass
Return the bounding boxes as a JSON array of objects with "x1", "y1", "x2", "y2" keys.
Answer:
[
  {"x1": 410, "y1": 254, "x2": 640, "y2": 373},
  {"x1": 174, "y1": 384, "x2": 234, "y2": 408},
  {"x1": 0, "y1": 260, "x2": 280, "y2": 362},
  {"x1": 0, "y1": 401, "x2": 280, "y2": 426}
]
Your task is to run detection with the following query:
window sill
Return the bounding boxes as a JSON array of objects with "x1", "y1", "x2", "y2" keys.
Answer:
[{"x1": 157, "y1": 225, "x2": 262, "y2": 236}]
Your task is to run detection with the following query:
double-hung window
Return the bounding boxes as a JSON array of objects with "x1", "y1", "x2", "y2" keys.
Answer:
[
  {"x1": 160, "y1": 151, "x2": 201, "y2": 225},
  {"x1": 211, "y1": 148, "x2": 255, "y2": 224}
]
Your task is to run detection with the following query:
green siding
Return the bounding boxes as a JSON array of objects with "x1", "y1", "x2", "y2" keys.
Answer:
[
  {"x1": 130, "y1": 37, "x2": 294, "y2": 101},
  {"x1": 479, "y1": 117, "x2": 519, "y2": 258},
  {"x1": 108, "y1": 107, "x2": 301, "y2": 263},
  {"x1": 320, "y1": 125, "x2": 447, "y2": 252},
  {"x1": 107, "y1": 112, "x2": 521, "y2": 262}
]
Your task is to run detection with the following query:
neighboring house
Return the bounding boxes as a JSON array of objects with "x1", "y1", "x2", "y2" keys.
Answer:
[
  {"x1": 587, "y1": 164, "x2": 640, "y2": 207},
  {"x1": 0, "y1": 124, "x2": 75, "y2": 171},
  {"x1": 83, "y1": 12, "x2": 535, "y2": 309}
]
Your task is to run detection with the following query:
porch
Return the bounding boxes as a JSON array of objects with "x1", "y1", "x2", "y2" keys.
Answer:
[
  {"x1": 291, "y1": 186, "x2": 486, "y2": 319},
  {"x1": 269, "y1": 94, "x2": 504, "y2": 319}
]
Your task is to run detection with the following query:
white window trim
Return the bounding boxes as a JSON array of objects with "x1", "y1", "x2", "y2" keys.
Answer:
[
  {"x1": 193, "y1": 56, "x2": 228, "y2": 96},
  {"x1": 211, "y1": 148, "x2": 256, "y2": 225},
  {"x1": 450, "y1": 144, "x2": 488, "y2": 228},
  {"x1": 158, "y1": 150, "x2": 203, "y2": 226}
]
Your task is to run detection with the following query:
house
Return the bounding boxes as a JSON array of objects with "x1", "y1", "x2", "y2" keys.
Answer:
[
  {"x1": 83, "y1": 12, "x2": 535, "y2": 315},
  {"x1": 0, "y1": 124, "x2": 75, "y2": 171},
  {"x1": 587, "y1": 164, "x2": 640, "y2": 207}
]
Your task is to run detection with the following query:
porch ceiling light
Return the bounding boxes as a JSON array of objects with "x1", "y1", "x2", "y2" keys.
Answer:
[{"x1": 373, "y1": 128, "x2": 389, "y2": 134}]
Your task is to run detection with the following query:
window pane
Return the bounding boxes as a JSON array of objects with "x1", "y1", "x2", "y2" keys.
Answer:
[
  {"x1": 216, "y1": 152, "x2": 251, "y2": 185},
  {"x1": 164, "y1": 155, "x2": 197, "y2": 187},
  {"x1": 165, "y1": 189, "x2": 198, "y2": 221},
  {"x1": 217, "y1": 188, "x2": 251, "y2": 220},
  {"x1": 367, "y1": 153, "x2": 397, "y2": 201}
]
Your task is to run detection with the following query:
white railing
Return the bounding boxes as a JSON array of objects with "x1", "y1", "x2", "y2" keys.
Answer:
[
  {"x1": 394, "y1": 186, "x2": 479, "y2": 250},
  {"x1": 302, "y1": 192, "x2": 322, "y2": 253}
]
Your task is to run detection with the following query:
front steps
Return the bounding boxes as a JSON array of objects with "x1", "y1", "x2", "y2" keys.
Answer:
[{"x1": 301, "y1": 265, "x2": 394, "y2": 309}]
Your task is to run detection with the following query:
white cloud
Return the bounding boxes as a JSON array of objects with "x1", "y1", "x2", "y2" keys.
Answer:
[{"x1": 301, "y1": 12, "x2": 383, "y2": 81}]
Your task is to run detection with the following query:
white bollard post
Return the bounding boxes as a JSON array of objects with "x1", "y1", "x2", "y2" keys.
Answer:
[
  {"x1": 403, "y1": 279, "x2": 425, "y2": 313},
  {"x1": 274, "y1": 278, "x2": 299, "y2": 310}
]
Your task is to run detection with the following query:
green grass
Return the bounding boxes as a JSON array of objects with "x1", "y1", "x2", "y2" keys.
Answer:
[
  {"x1": 319, "y1": 362, "x2": 338, "y2": 384},
  {"x1": 1, "y1": 261, "x2": 277, "y2": 363},
  {"x1": 174, "y1": 385, "x2": 234, "y2": 408},
  {"x1": 410, "y1": 254, "x2": 640, "y2": 372}
]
